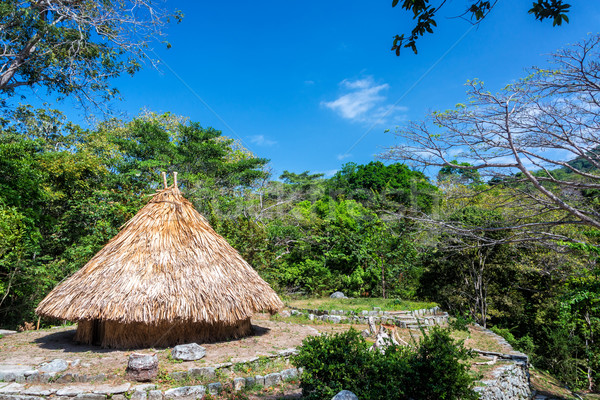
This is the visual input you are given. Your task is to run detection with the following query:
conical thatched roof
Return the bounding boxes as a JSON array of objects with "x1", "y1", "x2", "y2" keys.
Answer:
[{"x1": 36, "y1": 184, "x2": 283, "y2": 325}]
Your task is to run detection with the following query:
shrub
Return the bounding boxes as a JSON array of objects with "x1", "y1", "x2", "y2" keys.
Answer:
[{"x1": 293, "y1": 327, "x2": 477, "y2": 400}]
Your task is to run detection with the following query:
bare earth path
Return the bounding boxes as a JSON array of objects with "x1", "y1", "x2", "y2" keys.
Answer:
[{"x1": 0, "y1": 314, "x2": 319, "y2": 377}]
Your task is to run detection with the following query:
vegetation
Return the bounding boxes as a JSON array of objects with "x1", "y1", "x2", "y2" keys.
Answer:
[
  {"x1": 0, "y1": 0, "x2": 181, "y2": 109},
  {"x1": 287, "y1": 297, "x2": 437, "y2": 312},
  {"x1": 391, "y1": 0, "x2": 571, "y2": 55},
  {"x1": 294, "y1": 327, "x2": 477, "y2": 400},
  {"x1": 0, "y1": 2, "x2": 597, "y2": 393}
]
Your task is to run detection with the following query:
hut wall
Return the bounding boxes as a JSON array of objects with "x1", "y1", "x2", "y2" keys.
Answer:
[{"x1": 75, "y1": 318, "x2": 252, "y2": 348}]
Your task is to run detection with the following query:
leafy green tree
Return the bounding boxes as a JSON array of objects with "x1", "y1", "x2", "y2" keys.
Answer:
[
  {"x1": 328, "y1": 161, "x2": 437, "y2": 213},
  {"x1": 0, "y1": 0, "x2": 181, "y2": 108}
]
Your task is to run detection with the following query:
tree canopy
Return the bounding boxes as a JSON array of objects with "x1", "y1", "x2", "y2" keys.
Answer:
[{"x1": 0, "y1": 0, "x2": 181, "y2": 109}]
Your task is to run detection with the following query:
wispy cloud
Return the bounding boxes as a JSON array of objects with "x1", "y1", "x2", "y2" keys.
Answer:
[
  {"x1": 337, "y1": 153, "x2": 352, "y2": 161},
  {"x1": 249, "y1": 134, "x2": 277, "y2": 146},
  {"x1": 322, "y1": 76, "x2": 407, "y2": 124},
  {"x1": 316, "y1": 169, "x2": 339, "y2": 178}
]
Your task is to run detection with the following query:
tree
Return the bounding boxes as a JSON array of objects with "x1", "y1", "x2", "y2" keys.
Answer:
[
  {"x1": 382, "y1": 35, "x2": 600, "y2": 239},
  {"x1": 391, "y1": 0, "x2": 571, "y2": 55},
  {"x1": 0, "y1": 0, "x2": 181, "y2": 109}
]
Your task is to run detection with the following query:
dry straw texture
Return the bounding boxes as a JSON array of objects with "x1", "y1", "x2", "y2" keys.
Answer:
[{"x1": 36, "y1": 185, "x2": 283, "y2": 335}]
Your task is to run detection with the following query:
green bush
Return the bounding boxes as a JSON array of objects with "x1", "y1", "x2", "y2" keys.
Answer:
[
  {"x1": 293, "y1": 327, "x2": 478, "y2": 400},
  {"x1": 490, "y1": 326, "x2": 535, "y2": 355}
]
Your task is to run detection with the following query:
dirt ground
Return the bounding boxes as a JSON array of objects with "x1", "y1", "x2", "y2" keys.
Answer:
[{"x1": 0, "y1": 314, "x2": 321, "y2": 376}]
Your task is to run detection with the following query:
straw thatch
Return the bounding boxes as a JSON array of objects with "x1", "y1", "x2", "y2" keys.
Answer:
[{"x1": 36, "y1": 182, "x2": 283, "y2": 348}]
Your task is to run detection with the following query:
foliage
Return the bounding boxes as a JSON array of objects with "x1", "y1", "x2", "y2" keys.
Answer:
[
  {"x1": 294, "y1": 327, "x2": 477, "y2": 400},
  {"x1": 327, "y1": 161, "x2": 437, "y2": 213},
  {"x1": 0, "y1": 1, "x2": 181, "y2": 109},
  {"x1": 391, "y1": 0, "x2": 570, "y2": 55}
]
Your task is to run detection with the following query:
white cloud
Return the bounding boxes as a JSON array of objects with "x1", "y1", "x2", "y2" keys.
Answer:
[
  {"x1": 316, "y1": 169, "x2": 339, "y2": 178},
  {"x1": 249, "y1": 134, "x2": 277, "y2": 146},
  {"x1": 322, "y1": 76, "x2": 407, "y2": 124},
  {"x1": 337, "y1": 153, "x2": 352, "y2": 161}
]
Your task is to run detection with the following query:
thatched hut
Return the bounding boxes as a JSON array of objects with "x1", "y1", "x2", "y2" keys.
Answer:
[{"x1": 36, "y1": 175, "x2": 283, "y2": 348}]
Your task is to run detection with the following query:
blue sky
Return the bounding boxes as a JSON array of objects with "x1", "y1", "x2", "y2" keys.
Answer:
[{"x1": 41, "y1": 2, "x2": 600, "y2": 179}]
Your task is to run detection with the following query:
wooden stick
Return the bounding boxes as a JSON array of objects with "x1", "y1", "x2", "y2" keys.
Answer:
[
  {"x1": 173, "y1": 171, "x2": 178, "y2": 188},
  {"x1": 162, "y1": 172, "x2": 168, "y2": 189},
  {"x1": 37, "y1": 316, "x2": 41, "y2": 330}
]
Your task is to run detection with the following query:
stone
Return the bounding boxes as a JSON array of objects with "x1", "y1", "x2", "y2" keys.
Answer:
[
  {"x1": 254, "y1": 375, "x2": 265, "y2": 386},
  {"x1": 233, "y1": 378, "x2": 245, "y2": 391},
  {"x1": 171, "y1": 344, "x2": 206, "y2": 362},
  {"x1": 126, "y1": 354, "x2": 158, "y2": 382},
  {"x1": 0, "y1": 366, "x2": 35, "y2": 382},
  {"x1": 280, "y1": 368, "x2": 298, "y2": 380},
  {"x1": 330, "y1": 291, "x2": 346, "y2": 299},
  {"x1": 74, "y1": 395, "x2": 105, "y2": 400},
  {"x1": 307, "y1": 314, "x2": 315, "y2": 321},
  {"x1": 244, "y1": 376, "x2": 256, "y2": 387},
  {"x1": 22, "y1": 387, "x2": 54, "y2": 396},
  {"x1": 290, "y1": 310, "x2": 302, "y2": 316},
  {"x1": 38, "y1": 359, "x2": 68, "y2": 375},
  {"x1": 0, "y1": 383, "x2": 24, "y2": 394},
  {"x1": 91, "y1": 374, "x2": 106, "y2": 382},
  {"x1": 93, "y1": 384, "x2": 131, "y2": 395},
  {"x1": 277, "y1": 348, "x2": 297, "y2": 357},
  {"x1": 328, "y1": 315, "x2": 341, "y2": 323},
  {"x1": 56, "y1": 386, "x2": 85, "y2": 396},
  {"x1": 207, "y1": 383, "x2": 221, "y2": 395},
  {"x1": 131, "y1": 391, "x2": 147, "y2": 400},
  {"x1": 169, "y1": 371, "x2": 188, "y2": 381},
  {"x1": 278, "y1": 310, "x2": 291, "y2": 318},
  {"x1": 70, "y1": 360, "x2": 81, "y2": 368},
  {"x1": 148, "y1": 390, "x2": 163, "y2": 400},
  {"x1": 132, "y1": 384, "x2": 157, "y2": 392},
  {"x1": 112, "y1": 395, "x2": 126, "y2": 400},
  {"x1": 331, "y1": 390, "x2": 359, "y2": 400},
  {"x1": 0, "y1": 396, "x2": 43, "y2": 400},
  {"x1": 0, "y1": 330, "x2": 17, "y2": 336},
  {"x1": 164, "y1": 386, "x2": 205, "y2": 399},
  {"x1": 188, "y1": 367, "x2": 215, "y2": 379},
  {"x1": 56, "y1": 373, "x2": 76, "y2": 383},
  {"x1": 361, "y1": 329, "x2": 370, "y2": 338},
  {"x1": 264, "y1": 373, "x2": 282, "y2": 387}
]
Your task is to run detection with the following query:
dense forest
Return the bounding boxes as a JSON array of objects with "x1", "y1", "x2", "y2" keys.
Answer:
[{"x1": 0, "y1": 105, "x2": 598, "y2": 391}]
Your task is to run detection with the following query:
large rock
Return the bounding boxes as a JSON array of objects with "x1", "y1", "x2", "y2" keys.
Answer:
[
  {"x1": 38, "y1": 359, "x2": 68, "y2": 375},
  {"x1": 331, "y1": 390, "x2": 359, "y2": 400},
  {"x1": 264, "y1": 373, "x2": 282, "y2": 387},
  {"x1": 170, "y1": 344, "x2": 206, "y2": 361},
  {"x1": 330, "y1": 291, "x2": 346, "y2": 299},
  {"x1": 126, "y1": 354, "x2": 158, "y2": 382}
]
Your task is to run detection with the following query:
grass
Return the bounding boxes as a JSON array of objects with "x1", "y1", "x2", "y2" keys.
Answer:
[
  {"x1": 529, "y1": 366, "x2": 600, "y2": 400},
  {"x1": 287, "y1": 297, "x2": 437, "y2": 312}
]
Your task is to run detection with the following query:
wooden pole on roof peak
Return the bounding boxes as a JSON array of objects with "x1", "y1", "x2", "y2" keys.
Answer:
[
  {"x1": 174, "y1": 171, "x2": 178, "y2": 188},
  {"x1": 162, "y1": 172, "x2": 168, "y2": 189}
]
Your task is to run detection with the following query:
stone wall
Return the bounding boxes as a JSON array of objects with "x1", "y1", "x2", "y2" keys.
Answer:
[
  {"x1": 286, "y1": 306, "x2": 449, "y2": 329},
  {"x1": 472, "y1": 324, "x2": 533, "y2": 400}
]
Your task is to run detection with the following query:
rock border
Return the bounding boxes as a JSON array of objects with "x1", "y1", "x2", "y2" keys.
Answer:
[
  {"x1": 286, "y1": 305, "x2": 449, "y2": 329},
  {"x1": 472, "y1": 324, "x2": 532, "y2": 400}
]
